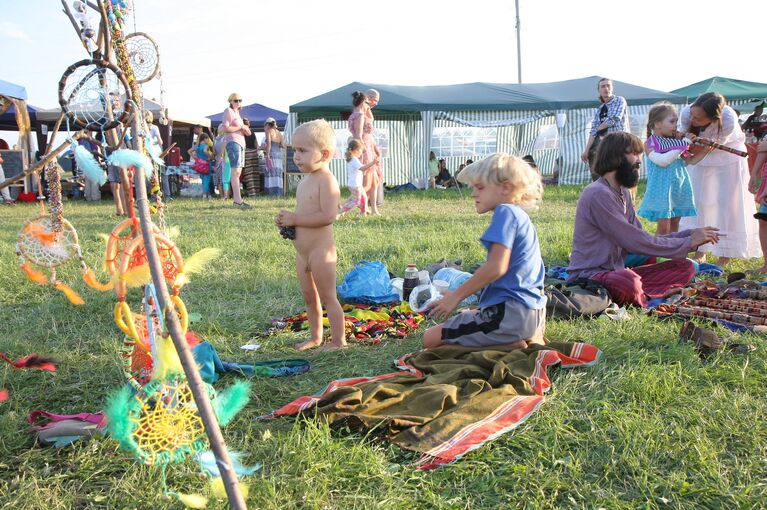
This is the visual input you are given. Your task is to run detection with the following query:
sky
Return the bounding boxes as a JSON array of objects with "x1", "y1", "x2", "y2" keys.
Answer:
[{"x1": 2, "y1": 0, "x2": 765, "y2": 136}]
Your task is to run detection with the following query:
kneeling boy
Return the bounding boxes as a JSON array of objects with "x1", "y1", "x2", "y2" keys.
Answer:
[{"x1": 424, "y1": 153, "x2": 547, "y2": 350}]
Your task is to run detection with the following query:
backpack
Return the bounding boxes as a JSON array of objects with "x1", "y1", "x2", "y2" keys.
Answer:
[{"x1": 545, "y1": 278, "x2": 613, "y2": 319}]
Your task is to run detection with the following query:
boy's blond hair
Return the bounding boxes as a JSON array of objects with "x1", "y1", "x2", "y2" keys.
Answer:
[
  {"x1": 293, "y1": 119, "x2": 336, "y2": 153},
  {"x1": 457, "y1": 153, "x2": 543, "y2": 209}
]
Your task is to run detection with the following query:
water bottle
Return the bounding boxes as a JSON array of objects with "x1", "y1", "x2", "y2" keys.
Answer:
[
  {"x1": 434, "y1": 267, "x2": 478, "y2": 305},
  {"x1": 403, "y1": 264, "x2": 419, "y2": 301}
]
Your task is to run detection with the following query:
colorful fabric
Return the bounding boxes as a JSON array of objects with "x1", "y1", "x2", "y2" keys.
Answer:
[
  {"x1": 260, "y1": 341, "x2": 601, "y2": 469},
  {"x1": 262, "y1": 303, "x2": 425, "y2": 344}
]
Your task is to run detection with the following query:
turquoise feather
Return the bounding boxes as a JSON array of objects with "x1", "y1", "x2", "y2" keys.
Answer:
[
  {"x1": 108, "y1": 149, "x2": 152, "y2": 172},
  {"x1": 73, "y1": 144, "x2": 107, "y2": 185},
  {"x1": 213, "y1": 380, "x2": 250, "y2": 426}
]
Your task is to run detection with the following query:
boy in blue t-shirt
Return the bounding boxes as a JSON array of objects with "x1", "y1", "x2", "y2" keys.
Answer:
[{"x1": 424, "y1": 153, "x2": 547, "y2": 350}]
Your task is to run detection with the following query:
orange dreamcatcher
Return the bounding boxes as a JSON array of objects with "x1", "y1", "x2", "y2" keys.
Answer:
[{"x1": 16, "y1": 160, "x2": 110, "y2": 304}]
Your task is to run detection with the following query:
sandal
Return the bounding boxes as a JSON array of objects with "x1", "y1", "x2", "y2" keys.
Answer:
[
  {"x1": 679, "y1": 321, "x2": 725, "y2": 351},
  {"x1": 679, "y1": 321, "x2": 755, "y2": 355}
]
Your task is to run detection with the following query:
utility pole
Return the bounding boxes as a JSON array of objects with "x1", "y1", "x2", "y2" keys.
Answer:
[{"x1": 515, "y1": 0, "x2": 522, "y2": 83}]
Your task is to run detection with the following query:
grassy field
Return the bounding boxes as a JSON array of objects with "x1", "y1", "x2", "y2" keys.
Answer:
[{"x1": 1, "y1": 186, "x2": 766, "y2": 509}]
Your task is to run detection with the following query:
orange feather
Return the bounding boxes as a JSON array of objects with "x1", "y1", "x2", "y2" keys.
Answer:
[
  {"x1": 25, "y1": 223, "x2": 57, "y2": 245},
  {"x1": 20, "y1": 263, "x2": 49, "y2": 285},
  {"x1": 53, "y1": 282, "x2": 84, "y2": 305},
  {"x1": 82, "y1": 267, "x2": 114, "y2": 291}
]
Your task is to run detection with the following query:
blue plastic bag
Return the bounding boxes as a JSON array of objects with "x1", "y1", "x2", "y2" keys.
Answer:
[{"x1": 337, "y1": 260, "x2": 400, "y2": 304}]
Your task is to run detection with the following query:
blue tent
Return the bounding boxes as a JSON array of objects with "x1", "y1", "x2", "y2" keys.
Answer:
[
  {"x1": 0, "y1": 79, "x2": 38, "y2": 130},
  {"x1": 0, "y1": 79, "x2": 28, "y2": 100},
  {"x1": 207, "y1": 103, "x2": 287, "y2": 131}
]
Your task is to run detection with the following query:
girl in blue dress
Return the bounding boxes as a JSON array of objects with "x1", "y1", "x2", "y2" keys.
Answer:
[{"x1": 638, "y1": 103, "x2": 697, "y2": 234}]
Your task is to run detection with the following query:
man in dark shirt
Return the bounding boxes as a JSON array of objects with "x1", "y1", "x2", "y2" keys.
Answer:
[{"x1": 568, "y1": 132, "x2": 720, "y2": 306}]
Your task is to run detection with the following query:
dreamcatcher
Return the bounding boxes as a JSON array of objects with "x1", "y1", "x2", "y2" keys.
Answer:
[
  {"x1": 125, "y1": 32, "x2": 160, "y2": 84},
  {"x1": 15, "y1": 160, "x2": 111, "y2": 304},
  {"x1": 107, "y1": 285, "x2": 251, "y2": 508},
  {"x1": 58, "y1": 59, "x2": 132, "y2": 132}
]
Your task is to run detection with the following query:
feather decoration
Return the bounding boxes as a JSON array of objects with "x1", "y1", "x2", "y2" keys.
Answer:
[
  {"x1": 119, "y1": 265, "x2": 152, "y2": 288},
  {"x1": 108, "y1": 149, "x2": 152, "y2": 172},
  {"x1": 210, "y1": 477, "x2": 250, "y2": 500},
  {"x1": 20, "y1": 263, "x2": 49, "y2": 285},
  {"x1": 147, "y1": 140, "x2": 165, "y2": 166},
  {"x1": 0, "y1": 352, "x2": 57, "y2": 371},
  {"x1": 197, "y1": 451, "x2": 261, "y2": 478},
  {"x1": 174, "y1": 248, "x2": 220, "y2": 287},
  {"x1": 104, "y1": 385, "x2": 136, "y2": 448},
  {"x1": 82, "y1": 267, "x2": 114, "y2": 291},
  {"x1": 167, "y1": 226, "x2": 180, "y2": 239},
  {"x1": 212, "y1": 380, "x2": 250, "y2": 426},
  {"x1": 53, "y1": 281, "x2": 85, "y2": 305},
  {"x1": 73, "y1": 143, "x2": 107, "y2": 185},
  {"x1": 151, "y1": 336, "x2": 183, "y2": 380},
  {"x1": 174, "y1": 492, "x2": 208, "y2": 509},
  {"x1": 24, "y1": 222, "x2": 57, "y2": 245}
]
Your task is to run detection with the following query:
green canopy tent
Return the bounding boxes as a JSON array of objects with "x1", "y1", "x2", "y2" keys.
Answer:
[
  {"x1": 288, "y1": 77, "x2": 685, "y2": 185},
  {"x1": 671, "y1": 77, "x2": 767, "y2": 114}
]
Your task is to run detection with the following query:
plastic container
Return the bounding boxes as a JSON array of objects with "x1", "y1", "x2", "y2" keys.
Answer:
[
  {"x1": 390, "y1": 278, "x2": 404, "y2": 300},
  {"x1": 433, "y1": 267, "x2": 478, "y2": 305},
  {"x1": 409, "y1": 283, "x2": 441, "y2": 313},
  {"x1": 403, "y1": 264, "x2": 419, "y2": 301},
  {"x1": 418, "y1": 270, "x2": 430, "y2": 286},
  {"x1": 433, "y1": 280, "x2": 449, "y2": 295}
]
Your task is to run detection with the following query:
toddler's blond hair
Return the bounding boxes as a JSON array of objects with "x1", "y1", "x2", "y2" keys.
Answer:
[
  {"x1": 293, "y1": 119, "x2": 336, "y2": 153},
  {"x1": 457, "y1": 153, "x2": 543, "y2": 209}
]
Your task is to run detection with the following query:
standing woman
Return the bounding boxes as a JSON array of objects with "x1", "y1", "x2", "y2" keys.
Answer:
[
  {"x1": 348, "y1": 91, "x2": 379, "y2": 215},
  {"x1": 678, "y1": 92, "x2": 761, "y2": 264},
  {"x1": 262, "y1": 117, "x2": 285, "y2": 196},
  {"x1": 366, "y1": 88, "x2": 384, "y2": 208},
  {"x1": 221, "y1": 92, "x2": 252, "y2": 208}
]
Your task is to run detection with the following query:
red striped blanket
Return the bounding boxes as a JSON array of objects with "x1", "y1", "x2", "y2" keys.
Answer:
[{"x1": 260, "y1": 341, "x2": 600, "y2": 469}]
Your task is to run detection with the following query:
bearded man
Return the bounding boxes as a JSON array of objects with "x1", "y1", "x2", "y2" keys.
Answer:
[{"x1": 567, "y1": 132, "x2": 720, "y2": 307}]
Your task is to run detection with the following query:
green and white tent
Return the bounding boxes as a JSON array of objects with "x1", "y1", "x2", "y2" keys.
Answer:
[
  {"x1": 287, "y1": 77, "x2": 685, "y2": 185},
  {"x1": 671, "y1": 76, "x2": 767, "y2": 115}
]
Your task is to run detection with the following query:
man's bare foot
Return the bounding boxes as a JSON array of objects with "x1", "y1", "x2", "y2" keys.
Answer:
[
  {"x1": 317, "y1": 342, "x2": 348, "y2": 353},
  {"x1": 295, "y1": 338, "x2": 323, "y2": 351}
]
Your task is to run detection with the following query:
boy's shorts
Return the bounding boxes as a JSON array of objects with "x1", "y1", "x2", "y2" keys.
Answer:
[
  {"x1": 107, "y1": 164, "x2": 122, "y2": 183},
  {"x1": 226, "y1": 142, "x2": 244, "y2": 168},
  {"x1": 441, "y1": 299, "x2": 545, "y2": 348}
]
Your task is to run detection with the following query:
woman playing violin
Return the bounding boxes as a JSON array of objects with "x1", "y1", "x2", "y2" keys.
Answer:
[{"x1": 677, "y1": 92, "x2": 761, "y2": 265}]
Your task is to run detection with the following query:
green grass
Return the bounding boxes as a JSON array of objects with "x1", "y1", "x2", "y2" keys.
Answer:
[{"x1": 1, "y1": 186, "x2": 767, "y2": 509}]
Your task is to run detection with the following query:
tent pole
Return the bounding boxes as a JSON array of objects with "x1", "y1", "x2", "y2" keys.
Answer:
[{"x1": 515, "y1": 0, "x2": 522, "y2": 84}]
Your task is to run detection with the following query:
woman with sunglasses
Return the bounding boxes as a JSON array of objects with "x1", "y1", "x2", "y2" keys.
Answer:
[{"x1": 221, "y1": 92, "x2": 252, "y2": 208}]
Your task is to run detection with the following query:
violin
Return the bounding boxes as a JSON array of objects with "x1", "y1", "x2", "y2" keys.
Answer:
[{"x1": 671, "y1": 130, "x2": 748, "y2": 158}]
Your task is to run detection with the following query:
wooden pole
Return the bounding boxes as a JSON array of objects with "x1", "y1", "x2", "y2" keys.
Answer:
[{"x1": 130, "y1": 115, "x2": 247, "y2": 510}]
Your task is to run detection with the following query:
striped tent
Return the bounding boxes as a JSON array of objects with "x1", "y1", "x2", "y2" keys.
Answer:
[{"x1": 287, "y1": 78, "x2": 685, "y2": 185}]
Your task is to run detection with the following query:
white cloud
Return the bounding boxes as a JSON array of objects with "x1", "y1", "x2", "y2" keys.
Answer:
[{"x1": 0, "y1": 21, "x2": 32, "y2": 42}]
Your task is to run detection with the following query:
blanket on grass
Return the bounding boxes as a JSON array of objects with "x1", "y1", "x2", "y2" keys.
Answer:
[
  {"x1": 260, "y1": 303, "x2": 424, "y2": 344},
  {"x1": 260, "y1": 341, "x2": 601, "y2": 469}
]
